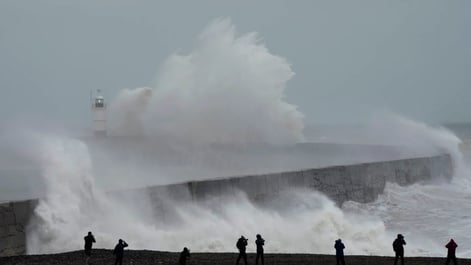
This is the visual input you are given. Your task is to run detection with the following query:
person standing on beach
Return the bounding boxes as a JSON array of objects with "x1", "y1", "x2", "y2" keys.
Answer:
[
  {"x1": 445, "y1": 239, "x2": 458, "y2": 265},
  {"x1": 334, "y1": 238, "x2": 346, "y2": 265},
  {"x1": 83, "y1": 231, "x2": 96, "y2": 265},
  {"x1": 255, "y1": 234, "x2": 265, "y2": 265},
  {"x1": 236, "y1": 235, "x2": 248, "y2": 265},
  {"x1": 179, "y1": 247, "x2": 190, "y2": 265},
  {"x1": 393, "y1": 234, "x2": 406, "y2": 265},
  {"x1": 113, "y1": 239, "x2": 128, "y2": 265}
]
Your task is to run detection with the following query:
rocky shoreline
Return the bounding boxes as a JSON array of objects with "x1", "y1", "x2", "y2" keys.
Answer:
[{"x1": 1, "y1": 249, "x2": 470, "y2": 265}]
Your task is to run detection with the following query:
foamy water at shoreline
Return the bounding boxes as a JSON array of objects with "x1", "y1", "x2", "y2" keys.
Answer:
[{"x1": 22, "y1": 128, "x2": 469, "y2": 257}]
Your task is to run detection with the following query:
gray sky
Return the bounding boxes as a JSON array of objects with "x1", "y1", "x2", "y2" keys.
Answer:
[{"x1": 1, "y1": 0, "x2": 470, "y2": 129}]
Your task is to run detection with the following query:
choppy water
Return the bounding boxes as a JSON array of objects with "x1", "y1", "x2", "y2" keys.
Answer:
[
  {"x1": 20, "y1": 125, "x2": 470, "y2": 257},
  {"x1": 343, "y1": 127, "x2": 471, "y2": 257}
]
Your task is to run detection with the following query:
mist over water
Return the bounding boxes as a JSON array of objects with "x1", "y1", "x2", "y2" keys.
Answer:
[{"x1": 7, "y1": 18, "x2": 470, "y2": 257}]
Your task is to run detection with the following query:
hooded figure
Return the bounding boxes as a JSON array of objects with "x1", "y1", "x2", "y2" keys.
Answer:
[
  {"x1": 445, "y1": 239, "x2": 458, "y2": 265},
  {"x1": 393, "y1": 234, "x2": 406, "y2": 265},
  {"x1": 255, "y1": 234, "x2": 265, "y2": 265},
  {"x1": 334, "y1": 239, "x2": 346, "y2": 265},
  {"x1": 179, "y1": 247, "x2": 191, "y2": 265},
  {"x1": 236, "y1": 235, "x2": 248, "y2": 265}
]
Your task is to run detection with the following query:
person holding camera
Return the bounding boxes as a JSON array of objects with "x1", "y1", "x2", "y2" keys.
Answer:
[
  {"x1": 83, "y1": 231, "x2": 96, "y2": 265},
  {"x1": 334, "y1": 238, "x2": 346, "y2": 265},
  {"x1": 393, "y1": 234, "x2": 406, "y2": 265},
  {"x1": 236, "y1": 235, "x2": 248, "y2": 265},
  {"x1": 113, "y1": 239, "x2": 128, "y2": 265},
  {"x1": 255, "y1": 234, "x2": 265, "y2": 265}
]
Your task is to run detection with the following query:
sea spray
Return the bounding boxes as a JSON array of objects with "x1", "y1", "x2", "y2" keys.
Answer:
[
  {"x1": 24, "y1": 117, "x2": 463, "y2": 256},
  {"x1": 342, "y1": 115, "x2": 471, "y2": 257},
  {"x1": 107, "y1": 87, "x2": 153, "y2": 136},
  {"x1": 108, "y1": 18, "x2": 304, "y2": 145},
  {"x1": 25, "y1": 134, "x2": 170, "y2": 253},
  {"x1": 26, "y1": 134, "x2": 99, "y2": 253},
  {"x1": 25, "y1": 134, "x2": 393, "y2": 254},
  {"x1": 365, "y1": 114, "x2": 465, "y2": 175}
]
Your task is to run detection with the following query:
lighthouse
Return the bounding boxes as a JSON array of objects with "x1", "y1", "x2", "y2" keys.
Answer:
[{"x1": 92, "y1": 89, "x2": 107, "y2": 137}]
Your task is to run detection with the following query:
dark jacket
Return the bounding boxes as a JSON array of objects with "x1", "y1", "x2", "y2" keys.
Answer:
[
  {"x1": 334, "y1": 240, "x2": 345, "y2": 257},
  {"x1": 113, "y1": 241, "x2": 128, "y2": 257},
  {"x1": 255, "y1": 237, "x2": 265, "y2": 253},
  {"x1": 84, "y1": 234, "x2": 96, "y2": 250},
  {"x1": 446, "y1": 240, "x2": 458, "y2": 257},
  {"x1": 237, "y1": 237, "x2": 248, "y2": 252},
  {"x1": 393, "y1": 238, "x2": 406, "y2": 254}
]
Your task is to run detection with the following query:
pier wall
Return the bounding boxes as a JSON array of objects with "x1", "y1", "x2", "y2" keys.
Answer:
[
  {"x1": 146, "y1": 154, "x2": 452, "y2": 205},
  {"x1": 0, "y1": 200, "x2": 37, "y2": 256}
]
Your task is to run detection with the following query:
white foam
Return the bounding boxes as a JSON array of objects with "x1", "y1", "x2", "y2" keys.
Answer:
[
  {"x1": 107, "y1": 18, "x2": 304, "y2": 145},
  {"x1": 343, "y1": 116, "x2": 471, "y2": 257},
  {"x1": 25, "y1": 115, "x2": 471, "y2": 256},
  {"x1": 26, "y1": 135, "x2": 392, "y2": 254}
]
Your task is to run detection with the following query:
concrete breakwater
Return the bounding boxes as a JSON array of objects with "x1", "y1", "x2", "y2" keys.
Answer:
[
  {"x1": 0, "y1": 153, "x2": 453, "y2": 256},
  {"x1": 0, "y1": 200, "x2": 37, "y2": 256},
  {"x1": 144, "y1": 154, "x2": 452, "y2": 206}
]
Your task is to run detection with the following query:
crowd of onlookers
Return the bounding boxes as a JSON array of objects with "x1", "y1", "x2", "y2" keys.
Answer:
[{"x1": 83, "y1": 232, "x2": 459, "y2": 265}]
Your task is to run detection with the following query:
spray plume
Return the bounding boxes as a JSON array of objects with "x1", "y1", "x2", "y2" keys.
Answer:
[{"x1": 108, "y1": 18, "x2": 304, "y2": 145}]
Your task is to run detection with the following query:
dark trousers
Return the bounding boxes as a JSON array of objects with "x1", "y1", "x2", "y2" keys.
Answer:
[
  {"x1": 236, "y1": 251, "x2": 247, "y2": 265},
  {"x1": 114, "y1": 255, "x2": 123, "y2": 265},
  {"x1": 446, "y1": 256, "x2": 458, "y2": 265},
  {"x1": 336, "y1": 255, "x2": 345, "y2": 265},
  {"x1": 256, "y1": 251, "x2": 264, "y2": 265},
  {"x1": 180, "y1": 257, "x2": 188, "y2": 265},
  {"x1": 394, "y1": 252, "x2": 404, "y2": 265},
  {"x1": 84, "y1": 249, "x2": 91, "y2": 265}
]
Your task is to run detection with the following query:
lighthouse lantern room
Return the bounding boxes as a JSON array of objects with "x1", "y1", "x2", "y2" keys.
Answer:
[{"x1": 92, "y1": 89, "x2": 107, "y2": 137}]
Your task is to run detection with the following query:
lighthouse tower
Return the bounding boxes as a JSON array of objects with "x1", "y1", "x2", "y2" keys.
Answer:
[{"x1": 92, "y1": 89, "x2": 107, "y2": 137}]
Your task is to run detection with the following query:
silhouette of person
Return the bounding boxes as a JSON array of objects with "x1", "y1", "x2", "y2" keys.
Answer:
[
  {"x1": 84, "y1": 231, "x2": 96, "y2": 265},
  {"x1": 255, "y1": 234, "x2": 265, "y2": 265},
  {"x1": 445, "y1": 239, "x2": 458, "y2": 265},
  {"x1": 113, "y1": 239, "x2": 128, "y2": 265},
  {"x1": 334, "y1": 239, "x2": 346, "y2": 265},
  {"x1": 393, "y1": 234, "x2": 406, "y2": 265},
  {"x1": 236, "y1": 235, "x2": 248, "y2": 265},
  {"x1": 179, "y1": 247, "x2": 191, "y2": 265}
]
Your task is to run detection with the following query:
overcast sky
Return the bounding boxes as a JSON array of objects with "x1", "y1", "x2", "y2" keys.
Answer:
[{"x1": 1, "y1": 1, "x2": 470, "y2": 129}]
